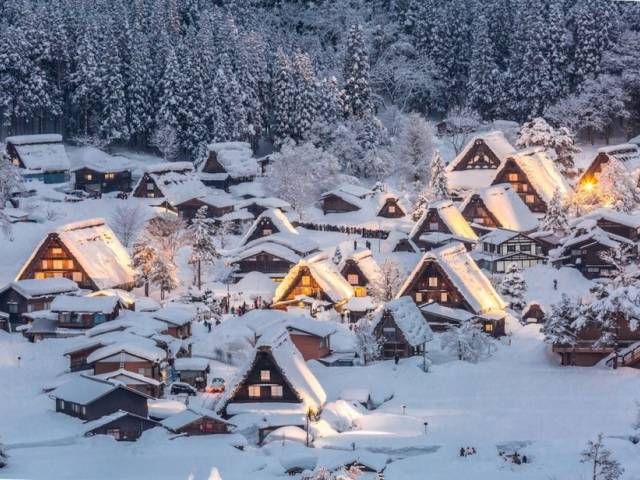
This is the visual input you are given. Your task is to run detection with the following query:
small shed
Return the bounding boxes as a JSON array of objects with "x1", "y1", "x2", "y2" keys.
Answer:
[
  {"x1": 161, "y1": 406, "x2": 234, "y2": 435},
  {"x1": 6, "y1": 134, "x2": 71, "y2": 183},
  {"x1": 521, "y1": 301, "x2": 548, "y2": 324},
  {"x1": 173, "y1": 357, "x2": 210, "y2": 390},
  {"x1": 84, "y1": 410, "x2": 158, "y2": 441}
]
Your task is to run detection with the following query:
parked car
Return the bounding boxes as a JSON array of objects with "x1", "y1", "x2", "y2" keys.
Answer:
[
  {"x1": 206, "y1": 377, "x2": 225, "y2": 393},
  {"x1": 63, "y1": 189, "x2": 89, "y2": 202},
  {"x1": 170, "y1": 382, "x2": 197, "y2": 396}
]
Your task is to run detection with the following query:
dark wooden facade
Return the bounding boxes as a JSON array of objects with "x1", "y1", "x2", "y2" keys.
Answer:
[
  {"x1": 273, "y1": 266, "x2": 334, "y2": 308},
  {"x1": 93, "y1": 352, "x2": 162, "y2": 381},
  {"x1": 86, "y1": 413, "x2": 157, "y2": 441},
  {"x1": 221, "y1": 349, "x2": 299, "y2": 412},
  {"x1": 55, "y1": 305, "x2": 120, "y2": 329},
  {"x1": 0, "y1": 286, "x2": 65, "y2": 330},
  {"x1": 175, "y1": 198, "x2": 234, "y2": 223},
  {"x1": 478, "y1": 233, "x2": 546, "y2": 273},
  {"x1": 132, "y1": 172, "x2": 164, "y2": 198},
  {"x1": 522, "y1": 303, "x2": 546, "y2": 323},
  {"x1": 231, "y1": 251, "x2": 295, "y2": 280},
  {"x1": 392, "y1": 238, "x2": 418, "y2": 253},
  {"x1": 288, "y1": 329, "x2": 331, "y2": 361},
  {"x1": 401, "y1": 261, "x2": 467, "y2": 311},
  {"x1": 167, "y1": 415, "x2": 231, "y2": 435},
  {"x1": 411, "y1": 209, "x2": 475, "y2": 251},
  {"x1": 54, "y1": 386, "x2": 149, "y2": 421},
  {"x1": 65, "y1": 344, "x2": 105, "y2": 371},
  {"x1": 451, "y1": 139, "x2": 503, "y2": 171},
  {"x1": 245, "y1": 217, "x2": 283, "y2": 244},
  {"x1": 460, "y1": 195, "x2": 501, "y2": 229},
  {"x1": 373, "y1": 311, "x2": 424, "y2": 359},
  {"x1": 74, "y1": 167, "x2": 131, "y2": 194},
  {"x1": 340, "y1": 260, "x2": 370, "y2": 297},
  {"x1": 555, "y1": 240, "x2": 637, "y2": 279},
  {"x1": 589, "y1": 217, "x2": 640, "y2": 242},
  {"x1": 377, "y1": 197, "x2": 405, "y2": 218},
  {"x1": 492, "y1": 159, "x2": 548, "y2": 213},
  {"x1": 322, "y1": 194, "x2": 360, "y2": 215},
  {"x1": 17, "y1": 234, "x2": 95, "y2": 290}
]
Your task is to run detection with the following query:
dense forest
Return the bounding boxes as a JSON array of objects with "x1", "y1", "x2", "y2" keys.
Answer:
[{"x1": 0, "y1": 0, "x2": 638, "y2": 163}]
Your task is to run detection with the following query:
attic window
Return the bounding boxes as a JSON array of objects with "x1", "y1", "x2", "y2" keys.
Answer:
[
  {"x1": 51, "y1": 247, "x2": 63, "y2": 256},
  {"x1": 508, "y1": 173, "x2": 518, "y2": 182},
  {"x1": 429, "y1": 222, "x2": 439, "y2": 231},
  {"x1": 415, "y1": 292, "x2": 423, "y2": 303},
  {"x1": 388, "y1": 205, "x2": 396, "y2": 213},
  {"x1": 105, "y1": 173, "x2": 115, "y2": 180},
  {"x1": 302, "y1": 275, "x2": 311, "y2": 287},
  {"x1": 347, "y1": 274, "x2": 359, "y2": 285},
  {"x1": 262, "y1": 229, "x2": 273, "y2": 236},
  {"x1": 248, "y1": 385, "x2": 261, "y2": 398},
  {"x1": 260, "y1": 370, "x2": 270, "y2": 381},
  {"x1": 440, "y1": 292, "x2": 448, "y2": 302},
  {"x1": 428, "y1": 277, "x2": 438, "y2": 288}
]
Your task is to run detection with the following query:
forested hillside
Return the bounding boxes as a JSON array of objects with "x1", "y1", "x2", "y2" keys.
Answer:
[{"x1": 0, "y1": 0, "x2": 638, "y2": 162}]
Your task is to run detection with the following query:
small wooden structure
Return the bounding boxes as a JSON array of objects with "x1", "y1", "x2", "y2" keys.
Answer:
[
  {"x1": 51, "y1": 295, "x2": 120, "y2": 329},
  {"x1": 84, "y1": 410, "x2": 158, "y2": 441},
  {"x1": 339, "y1": 250, "x2": 380, "y2": 298},
  {"x1": 372, "y1": 297, "x2": 433, "y2": 359},
  {"x1": 578, "y1": 143, "x2": 640, "y2": 188},
  {"x1": 240, "y1": 208, "x2": 298, "y2": 246},
  {"x1": 569, "y1": 208, "x2": 640, "y2": 242},
  {"x1": 198, "y1": 141, "x2": 258, "y2": 190},
  {"x1": 173, "y1": 357, "x2": 210, "y2": 390},
  {"x1": 174, "y1": 194, "x2": 236, "y2": 223},
  {"x1": 476, "y1": 229, "x2": 546, "y2": 273},
  {"x1": 6, "y1": 134, "x2": 71, "y2": 183},
  {"x1": 50, "y1": 376, "x2": 151, "y2": 421},
  {"x1": 162, "y1": 406, "x2": 234, "y2": 435},
  {"x1": 410, "y1": 200, "x2": 478, "y2": 251},
  {"x1": 132, "y1": 162, "x2": 208, "y2": 206},
  {"x1": 152, "y1": 307, "x2": 194, "y2": 339},
  {"x1": 447, "y1": 131, "x2": 515, "y2": 172},
  {"x1": 87, "y1": 343, "x2": 167, "y2": 381},
  {"x1": 376, "y1": 193, "x2": 407, "y2": 218},
  {"x1": 93, "y1": 368, "x2": 163, "y2": 397},
  {"x1": 320, "y1": 184, "x2": 373, "y2": 215},
  {"x1": 230, "y1": 242, "x2": 301, "y2": 282},
  {"x1": 0, "y1": 278, "x2": 78, "y2": 331},
  {"x1": 521, "y1": 302, "x2": 547, "y2": 324},
  {"x1": 72, "y1": 147, "x2": 132, "y2": 193}
]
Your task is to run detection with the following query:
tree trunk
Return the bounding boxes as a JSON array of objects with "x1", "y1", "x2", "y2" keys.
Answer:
[
  {"x1": 197, "y1": 261, "x2": 201, "y2": 290},
  {"x1": 144, "y1": 280, "x2": 149, "y2": 297}
]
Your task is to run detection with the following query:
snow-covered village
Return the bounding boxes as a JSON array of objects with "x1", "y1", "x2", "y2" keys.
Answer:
[{"x1": 1, "y1": 1, "x2": 640, "y2": 479}]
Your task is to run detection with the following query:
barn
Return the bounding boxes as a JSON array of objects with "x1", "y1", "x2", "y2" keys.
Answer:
[
  {"x1": 71, "y1": 147, "x2": 132, "y2": 194},
  {"x1": 5, "y1": 134, "x2": 71, "y2": 183}
]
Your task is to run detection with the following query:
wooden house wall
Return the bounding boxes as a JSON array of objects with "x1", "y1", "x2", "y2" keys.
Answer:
[
  {"x1": 164, "y1": 323, "x2": 191, "y2": 339},
  {"x1": 94, "y1": 358, "x2": 161, "y2": 380},
  {"x1": 402, "y1": 261, "x2": 468, "y2": 311},
  {"x1": 232, "y1": 252, "x2": 294, "y2": 276},
  {"x1": 245, "y1": 217, "x2": 281, "y2": 244},
  {"x1": 56, "y1": 388, "x2": 148, "y2": 421},
  {"x1": 67, "y1": 345, "x2": 103, "y2": 371},
  {"x1": 492, "y1": 159, "x2": 548, "y2": 213},
  {"x1": 226, "y1": 350, "x2": 299, "y2": 404},
  {"x1": 322, "y1": 195, "x2": 360, "y2": 214},
  {"x1": 411, "y1": 210, "x2": 451, "y2": 246},
  {"x1": 18, "y1": 234, "x2": 96, "y2": 290},
  {"x1": 74, "y1": 167, "x2": 132, "y2": 193},
  {"x1": 522, "y1": 304, "x2": 546, "y2": 323},
  {"x1": 393, "y1": 239, "x2": 416, "y2": 253},
  {"x1": 6, "y1": 143, "x2": 24, "y2": 168},
  {"x1": 201, "y1": 153, "x2": 227, "y2": 174},
  {"x1": 579, "y1": 152, "x2": 609, "y2": 185},
  {"x1": 0, "y1": 288, "x2": 56, "y2": 327},
  {"x1": 558, "y1": 241, "x2": 621, "y2": 278},
  {"x1": 373, "y1": 312, "x2": 420, "y2": 358},
  {"x1": 378, "y1": 199, "x2": 405, "y2": 218},
  {"x1": 177, "y1": 199, "x2": 234, "y2": 223},
  {"x1": 460, "y1": 196, "x2": 500, "y2": 228},
  {"x1": 289, "y1": 333, "x2": 330, "y2": 361},
  {"x1": 280, "y1": 267, "x2": 332, "y2": 304},
  {"x1": 594, "y1": 219, "x2": 639, "y2": 241},
  {"x1": 452, "y1": 140, "x2": 502, "y2": 171},
  {"x1": 57, "y1": 305, "x2": 119, "y2": 329},
  {"x1": 87, "y1": 415, "x2": 156, "y2": 441},
  {"x1": 340, "y1": 260, "x2": 369, "y2": 296},
  {"x1": 175, "y1": 417, "x2": 230, "y2": 435},
  {"x1": 132, "y1": 173, "x2": 163, "y2": 198}
]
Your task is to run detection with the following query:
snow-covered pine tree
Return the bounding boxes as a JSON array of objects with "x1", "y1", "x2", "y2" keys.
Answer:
[
  {"x1": 0, "y1": 439, "x2": 7, "y2": 469},
  {"x1": 156, "y1": 46, "x2": 183, "y2": 133},
  {"x1": 428, "y1": 150, "x2": 449, "y2": 201},
  {"x1": 516, "y1": 117, "x2": 579, "y2": 174},
  {"x1": 397, "y1": 112, "x2": 433, "y2": 184},
  {"x1": 596, "y1": 157, "x2": 640, "y2": 213},
  {"x1": 188, "y1": 206, "x2": 220, "y2": 290},
  {"x1": 599, "y1": 244, "x2": 639, "y2": 289},
  {"x1": 440, "y1": 320, "x2": 494, "y2": 363},
  {"x1": 126, "y1": 25, "x2": 154, "y2": 145},
  {"x1": 368, "y1": 258, "x2": 403, "y2": 304},
  {"x1": 131, "y1": 239, "x2": 157, "y2": 297},
  {"x1": 498, "y1": 264, "x2": 527, "y2": 312},
  {"x1": 542, "y1": 294, "x2": 579, "y2": 346},
  {"x1": 176, "y1": 48, "x2": 209, "y2": 154},
  {"x1": 466, "y1": 12, "x2": 499, "y2": 118},
  {"x1": 69, "y1": 24, "x2": 101, "y2": 135},
  {"x1": 151, "y1": 125, "x2": 179, "y2": 161},
  {"x1": 150, "y1": 254, "x2": 178, "y2": 300},
  {"x1": 272, "y1": 49, "x2": 296, "y2": 146},
  {"x1": 217, "y1": 53, "x2": 248, "y2": 141},
  {"x1": 0, "y1": 154, "x2": 23, "y2": 237},
  {"x1": 580, "y1": 433, "x2": 624, "y2": 480},
  {"x1": 292, "y1": 51, "x2": 320, "y2": 141},
  {"x1": 355, "y1": 316, "x2": 382, "y2": 365},
  {"x1": 332, "y1": 246, "x2": 343, "y2": 266},
  {"x1": 547, "y1": 0, "x2": 570, "y2": 102},
  {"x1": 343, "y1": 24, "x2": 373, "y2": 118},
  {"x1": 539, "y1": 189, "x2": 569, "y2": 235}
]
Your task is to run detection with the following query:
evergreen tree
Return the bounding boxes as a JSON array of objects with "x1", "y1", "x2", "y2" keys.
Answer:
[
  {"x1": 126, "y1": 25, "x2": 155, "y2": 145},
  {"x1": 216, "y1": 53, "x2": 248, "y2": 141},
  {"x1": 440, "y1": 320, "x2": 494, "y2": 362},
  {"x1": 466, "y1": 12, "x2": 499, "y2": 118},
  {"x1": 343, "y1": 24, "x2": 373, "y2": 118},
  {"x1": 539, "y1": 189, "x2": 569, "y2": 235},
  {"x1": 292, "y1": 51, "x2": 319, "y2": 141},
  {"x1": 397, "y1": 112, "x2": 433, "y2": 184},
  {"x1": 272, "y1": 48, "x2": 296, "y2": 146},
  {"x1": 131, "y1": 239, "x2": 156, "y2": 297},
  {"x1": 97, "y1": 34, "x2": 129, "y2": 143},
  {"x1": 542, "y1": 294, "x2": 579, "y2": 346},
  {"x1": 498, "y1": 264, "x2": 527, "y2": 312},
  {"x1": 69, "y1": 25, "x2": 101, "y2": 135},
  {"x1": 150, "y1": 254, "x2": 178, "y2": 300},
  {"x1": 596, "y1": 157, "x2": 640, "y2": 214},
  {"x1": 188, "y1": 206, "x2": 220, "y2": 289},
  {"x1": 156, "y1": 46, "x2": 183, "y2": 132},
  {"x1": 332, "y1": 246, "x2": 343, "y2": 266}
]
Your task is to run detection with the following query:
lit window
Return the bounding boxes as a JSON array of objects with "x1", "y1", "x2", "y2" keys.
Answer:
[
  {"x1": 388, "y1": 205, "x2": 396, "y2": 213},
  {"x1": 146, "y1": 182, "x2": 155, "y2": 190},
  {"x1": 105, "y1": 173, "x2": 115, "y2": 180},
  {"x1": 354, "y1": 286, "x2": 367, "y2": 297},
  {"x1": 484, "y1": 323, "x2": 494, "y2": 333},
  {"x1": 72, "y1": 272, "x2": 83, "y2": 282},
  {"x1": 271, "y1": 385, "x2": 283, "y2": 397},
  {"x1": 429, "y1": 222, "x2": 439, "y2": 231},
  {"x1": 525, "y1": 194, "x2": 535, "y2": 204},
  {"x1": 85, "y1": 174, "x2": 93, "y2": 181},
  {"x1": 347, "y1": 274, "x2": 359, "y2": 285},
  {"x1": 262, "y1": 229, "x2": 273, "y2": 236},
  {"x1": 248, "y1": 385, "x2": 261, "y2": 398},
  {"x1": 35, "y1": 272, "x2": 45, "y2": 279},
  {"x1": 440, "y1": 292, "x2": 448, "y2": 302},
  {"x1": 415, "y1": 292, "x2": 423, "y2": 303},
  {"x1": 428, "y1": 277, "x2": 438, "y2": 288},
  {"x1": 51, "y1": 247, "x2": 63, "y2": 256},
  {"x1": 53, "y1": 260, "x2": 64, "y2": 270},
  {"x1": 41, "y1": 260, "x2": 50, "y2": 269},
  {"x1": 301, "y1": 275, "x2": 311, "y2": 286},
  {"x1": 260, "y1": 370, "x2": 270, "y2": 381},
  {"x1": 64, "y1": 260, "x2": 74, "y2": 269},
  {"x1": 508, "y1": 173, "x2": 518, "y2": 182},
  {"x1": 521, "y1": 183, "x2": 528, "y2": 192}
]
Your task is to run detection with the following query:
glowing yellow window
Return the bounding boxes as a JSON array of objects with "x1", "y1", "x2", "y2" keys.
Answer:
[
  {"x1": 105, "y1": 173, "x2": 115, "y2": 180},
  {"x1": 415, "y1": 292, "x2": 423, "y2": 303},
  {"x1": 428, "y1": 277, "x2": 438, "y2": 288},
  {"x1": 248, "y1": 385, "x2": 261, "y2": 398},
  {"x1": 51, "y1": 247, "x2": 63, "y2": 256},
  {"x1": 354, "y1": 286, "x2": 367, "y2": 297},
  {"x1": 53, "y1": 260, "x2": 64, "y2": 270},
  {"x1": 508, "y1": 173, "x2": 518, "y2": 182},
  {"x1": 85, "y1": 174, "x2": 93, "y2": 181},
  {"x1": 347, "y1": 274, "x2": 359, "y2": 285},
  {"x1": 301, "y1": 275, "x2": 311, "y2": 286},
  {"x1": 484, "y1": 323, "x2": 494, "y2": 333},
  {"x1": 525, "y1": 194, "x2": 535, "y2": 204},
  {"x1": 34, "y1": 272, "x2": 45, "y2": 279},
  {"x1": 440, "y1": 292, "x2": 448, "y2": 302},
  {"x1": 260, "y1": 370, "x2": 270, "y2": 381},
  {"x1": 72, "y1": 272, "x2": 83, "y2": 282},
  {"x1": 388, "y1": 205, "x2": 396, "y2": 213}
]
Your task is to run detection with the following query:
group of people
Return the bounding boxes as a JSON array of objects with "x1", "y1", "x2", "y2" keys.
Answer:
[{"x1": 460, "y1": 447, "x2": 477, "y2": 457}]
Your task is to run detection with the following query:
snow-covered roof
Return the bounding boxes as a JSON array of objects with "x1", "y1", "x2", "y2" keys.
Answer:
[
  {"x1": 217, "y1": 328, "x2": 327, "y2": 413},
  {"x1": 152, "y1": 306, "x2": 194, "y2": 327},
  {"x1": 240, "y1": 208, "x2": 298, "y2": 246},
  {"x1": 372, "y1": 297, "x2": 433, "y2": 346},
  {"x1": 83, "y1": 410, "x2": 156, "y2": 435},
  {"x1": 559, "y1": 221, "x2": 635, "y2": 251},
  {"x1": 86, "y1": 342, "x2": 167, "y2": 364},
  {"x1": 343, "y1": 295, "x2": 375, "y2": 312},
  {"x1": 447, "y1": 130, "x2": 516, "y2": 172},
  {"x1": 460, "y1": 184, "x2": 538, "y2": 232},
  {"x1": 500, "y1": 150, "x2": 570, "y2": 204},
  {"x1": 398, "y1": 242, "x2": 506, "y2": 314},
  {"x1": 188, "y1": 192, "x2": 239, "y2": 210},
  {"x1": 383, "y1": 230, "x2": 419, "y2": 253},
  {"x1": 326, "y1": 183, "x2": 373, "y2": 200},
  {"x1": 242, "y1": 232, "x2": 319, "y2": 257},
  {"x1": 410, "y1": 200, "x2": 478, "y2": 242},
  {"x1": 242, "y1": 309, "x2": 337, "y2": 339},
  {"x1": 230, "y1": 242, "x2": 302, "y2": 265},
  {"x1": 317, "y1": 450, "x2": 389, "y2": 473},
  {"x1": 93, "y1": 368, "x2": 161, "y2": 386},
  {"x1": 27, "y1": 219, "x2": 134, "y2": 290},
  {"x1": 145, "y1": 166, "x2": 210, "y2": 206},
  {"x1": 51, "y1": 376, "x2": 125, "y2": 404},
  {"x1": 70, "y1": 146, "x2": 132, "y2": 173},
  {"x1": 569, "y1": 208, "x2": 640, "y2": 229},
  {"x1": 145, "y1": 161, "x2": 194, "y2": 174},
  {"x1": 236, "y1": 197, "x2": 291, "y2": 211},
  {"x1": 0, "y1": 278, "x2": 78, "y2": 299},
  {"x1": 419, "y1": 302, "x2": 476, "y2": 322},
  {"x1": 479, "y1": 228, "x2": 521, "y2": 245},
  {"x1": 342, "y1": 249, "x2": 381, "y2": 283},
  {"x1": 597, "y1": 143, "x2": 640, "y2": 168},
  {"x1": 6, "y1": 134, "x2": 70, "y2": 172},
  {"x1": 162, "y1": 406, "x2": 231, "y2": 431},
  {"x1": 50, "y1": 295, "x2": 119, "y2": 314},
  {"x1": 206, "y1": 141, "x2": 258, "y2": 178},
  {"x1": 273, "y1": 255, "x2": 354, "y2": 305},
  {"x1": 173, "y1": 357, "x2": 209, "y2": 371}
]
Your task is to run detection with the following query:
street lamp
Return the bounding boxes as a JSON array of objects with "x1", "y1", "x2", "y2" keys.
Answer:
[
  {"x1": 402, "y1": 405, "x2": 406, "y2": 415},
  {"x1": 423, "y1": 421, "x2": 428, "y2": 434}
]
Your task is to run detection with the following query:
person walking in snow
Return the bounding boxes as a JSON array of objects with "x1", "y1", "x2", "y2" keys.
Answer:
[
  {"x1": 394, "y1": 354, "x2": 400, "y2": 365},
  {"x1": 353, "y1": 240, "x2": 358, "y2": 250},
  {"x1": 553, "y1": 279, "x2": 558, "y2": 290}
]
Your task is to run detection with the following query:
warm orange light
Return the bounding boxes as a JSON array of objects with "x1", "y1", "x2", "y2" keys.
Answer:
[{"x1": 583, "y1": 180, "x2": 595, "y2": 192}]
